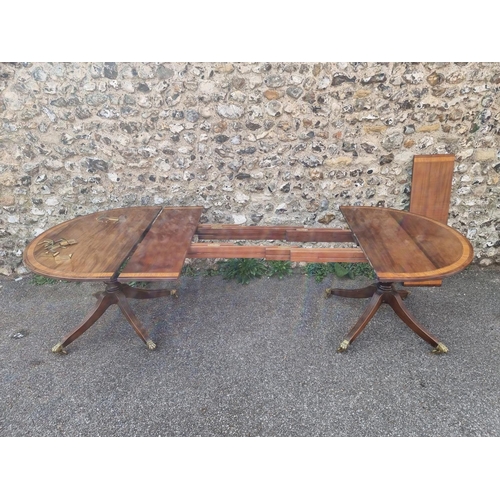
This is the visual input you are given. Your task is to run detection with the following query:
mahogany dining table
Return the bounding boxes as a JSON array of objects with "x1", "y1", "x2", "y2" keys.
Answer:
[{"x1": 23, "y1": 205, "x2": 473, "y2": 355}]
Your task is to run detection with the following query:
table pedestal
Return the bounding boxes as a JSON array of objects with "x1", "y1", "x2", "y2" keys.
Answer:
[
  {"x1": 51, "y1": 280, "x2": 177, "y2": 354},
  {"x1": 325, "y1": 282, "x2": 448, "y2": 354}
]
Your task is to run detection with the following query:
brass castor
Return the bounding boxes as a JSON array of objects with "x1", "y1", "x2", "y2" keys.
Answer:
[
  {"x1": 146, "y1": 340, "x2": 157, "y2": 350},
  {"x1": 431, "y1": 342, "x2": 448, "y2": 354},
  {"x1": 337, "y1": 340, "x2": 350, "y2": 353},
  {"x1": 51, "y1": 342, "x2": 67, "y2": 354}
]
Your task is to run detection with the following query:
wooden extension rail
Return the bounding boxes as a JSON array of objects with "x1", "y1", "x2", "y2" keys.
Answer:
[
  {"x1": 187, "y1": 225, "x2": 368, "y2": 264},
  {"x1": 195, "y1": 224, "x2": 356, "y2": 242}
]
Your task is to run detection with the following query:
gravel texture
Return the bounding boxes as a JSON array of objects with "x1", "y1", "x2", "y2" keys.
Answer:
[{"x1": 1, "y1": 265, "x2": 499, "y2": 437}]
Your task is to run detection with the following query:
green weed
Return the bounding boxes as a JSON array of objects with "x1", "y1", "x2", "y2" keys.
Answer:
[
  {"x1": 218, "y1": 258, "x2": 268, "y2": 285},
  {"x1": 202, "y1": 267, "x2": 220, "y2": 277},
  {"x1": 181, "y1": 264, "x2": 198, "y2": 277},
  {"x1": 305, "y1": 262, "x2": 375, "y2": 282},
  {"x1": 30, "y1": 274, "x2": 59, "y2": 285},
  {"x1": 183, "y1": 258, "x2": 374, "y2": 284},
  {"x1": 266, "y1": 260, "x2": 293, "y2": 279},
  {"x1": 347, "y1": 262, "x2": 376, "y2": 279}
]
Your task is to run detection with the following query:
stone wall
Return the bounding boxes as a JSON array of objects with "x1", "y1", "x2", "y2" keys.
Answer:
[{"x1": 1, "y1": 62, "x2": 499, "y2": 276}]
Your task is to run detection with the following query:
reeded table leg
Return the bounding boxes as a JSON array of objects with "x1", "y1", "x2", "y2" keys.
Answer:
[
  {"x1": 326, "y1": 281, "x2": 447, "y2": 354},
  {"x1": 52, "y1": 280, "x2": 176, "y2": 353}
]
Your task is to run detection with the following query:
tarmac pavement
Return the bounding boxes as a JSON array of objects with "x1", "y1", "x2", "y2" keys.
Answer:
[{"x1": 1, "y1": 265, "x2": 499, "y2": 437}]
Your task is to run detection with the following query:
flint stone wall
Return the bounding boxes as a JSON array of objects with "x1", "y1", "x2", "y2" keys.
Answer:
[{"x1": 1, "y1": 62, "x2": 500, "y2": 276}]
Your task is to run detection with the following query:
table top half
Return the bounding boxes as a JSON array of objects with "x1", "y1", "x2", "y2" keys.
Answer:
[
  {"x1": 340, "y1": 206, "x2": 474, "y2": 282},
  {"x1": 23, "y1": 206, "x2": 203, "y2": 281}
]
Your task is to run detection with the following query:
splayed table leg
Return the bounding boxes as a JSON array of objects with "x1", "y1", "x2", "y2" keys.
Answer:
[
  {"x1": 52, "y1": 280, "x2": 177, "y2": 353},
  {"x1": 327, "y1": 282, "x2": 446, "y2": 354}
]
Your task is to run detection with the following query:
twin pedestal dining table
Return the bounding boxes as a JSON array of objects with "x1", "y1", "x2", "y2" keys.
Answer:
[{"x1": 23, "y1": 205, "x2": 473, "y2": 355}]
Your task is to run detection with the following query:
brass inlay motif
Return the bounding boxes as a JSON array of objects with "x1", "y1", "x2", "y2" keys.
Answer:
[
  {"x1": 97, "y1": 215, "x2": 120, "y2": 223},
  {"x1": 38, "y1": 238, "x2": 77, "y2": 261}
]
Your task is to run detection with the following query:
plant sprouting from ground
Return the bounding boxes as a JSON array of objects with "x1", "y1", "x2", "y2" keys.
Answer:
[
  {"x1": 305, "y1": 262, "x2": 375, "y2": 282},
  {"x1": 266, "y1": 260, "x2": 293, "y2": 279},
  {"x1": 30, "y1": 274, "x2": 59, "y2": 285},
  {"x1": 218, "y1": 258, "x2": 268, "y2": 285}
]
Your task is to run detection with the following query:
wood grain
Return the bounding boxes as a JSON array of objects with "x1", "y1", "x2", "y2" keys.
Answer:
[
  {"x1": 340, "y1": 206, "x2": 473, "y2": 282},
  {"x1": 186, "y1": 243, "x2": 367, "y2": 263},
  {"x1": 406, "y1": 154, "x2": 455, "y2": 286},
  {"x1": 196, "y1": 225, "x2": 356, "y2": 243},
  {"x1": 288, "y1": 248, "x2": 367, "y2": 263},
  {"x1": 196, "y1": 225, "x2": 291, "y2": 240},
  {"x1": 23, "y1": 207, "x2": 162, "y2": 281},
  {"x1": 285, "y1": 228, "x2": 356, "y2": 243},
  {"x1": 409, "y1": 154, "x2": 454, "y2": 223},
  {"x1": 118, "y1": 206, "x2": 203, "y2": 281}
]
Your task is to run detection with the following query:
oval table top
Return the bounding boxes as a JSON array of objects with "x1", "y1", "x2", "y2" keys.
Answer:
[
  {"x1": 340, "y1": 206, "x2": 474, "y2": 282},
  {"x1": 24, "y1": 205, "x2": 474, "y2": 285}
]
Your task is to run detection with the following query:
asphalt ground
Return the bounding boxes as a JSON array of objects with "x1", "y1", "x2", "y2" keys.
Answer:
[{"x1": 1, "y1": 265, "x2": 499, "y2": 438}]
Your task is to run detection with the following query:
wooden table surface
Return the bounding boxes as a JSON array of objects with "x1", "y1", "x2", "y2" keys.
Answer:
[
  {"x1": 23, "y1": 207, "x2": 162, "y2": 281},
  {"x1": 118, "y1": 206, "x2": 203, "y2": 281},
  {"x1": 340, "y1": 206, "x2": 474, "y2": 283},
  {"x1": 23, "y1": 206, "x2": 203, "y2": 282},
  {"x1": 24, "y1": 205, "x2": 474, "y2": 285}
]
